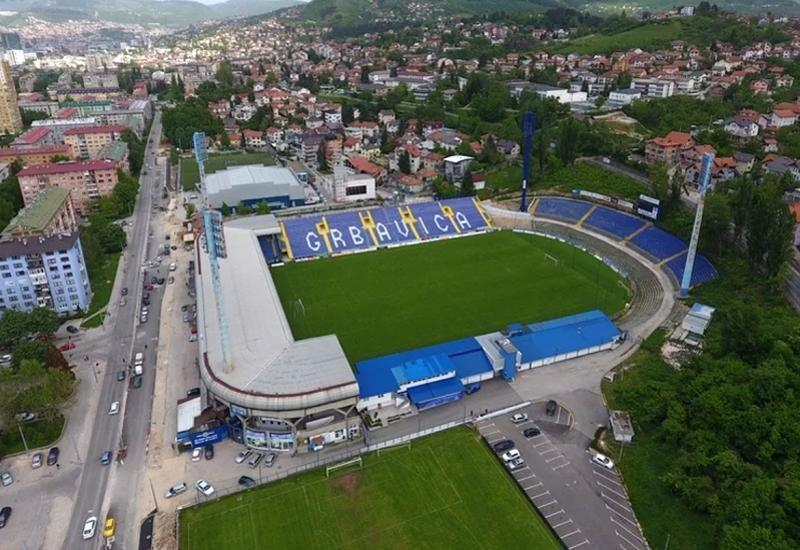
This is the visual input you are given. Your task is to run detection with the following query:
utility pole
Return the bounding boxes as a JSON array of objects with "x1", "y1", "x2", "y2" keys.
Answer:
[{"x1": 17, "y1": 423, "x2": 28, "y2": 454}]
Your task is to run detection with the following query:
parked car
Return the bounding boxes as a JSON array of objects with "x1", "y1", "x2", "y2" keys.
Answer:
[
  {"x1": 31, "y1": 452, "x2": 42, "y2": 469},
  {"x1": 0, "y1": 506, "x2": 10, "y2": 528},
  {"x1": 143, "y1": 284, "x2": 154, "y2": 291},
  {"x1": 82, "y1": 516, "x2": 97, "y2": 539},
  {"x1": 164, "y1": 482, "x2": 187, "y2": 499},
  {"x1": 545, "y1": 400, "x2": 558, "y2": 416},
  {"x1": 108, "y1": 401, "x2": 120, "y2": 415},
  {"x1": 121, "y1": 287, "x2": 128, "y2": 296},
  {"x1": 592, "y1": 453, "x2": 615, "y2": 470},
  {"x1": 103, "y1": 517, "x2": 116, "y2": 538},
  {"x1": 0, "y1": 354, "x2": 11, "y2": 363},
  {"x1": 204, "y1": 444, "x2": 214, "y2": 460},
  {"x1": 157, "y1": 278, "x2": 165, "y2": 285},
  {"x1": 248, "y1": 452, "x2": 264, "y2": 469},
  {"x1": 119, "y1": 297, "x2": 127, "y2": 307},
  {"x1": 14, "y1": 412, "x2": 36, "y2": 422},
  {"x1": 492, "y1": 440, "x2": 514, "y2": 453},
  {"x1": 150, "y1": 276, "x2": 158, "y2": 285},
  {"x1": 100, "y1": 451, "x2": 112, "y2": 465},
  {"x1": 235, "y1": 450, "x2": 252, "y2": 464},
  {"x1": 501, "y1": 449, "x2": 521, "y2": 463},
  {"x1": 59, "y1": 341, "x2": 75, "y2": 352},
  {"x1": 47, "y1": 447, "x2": 59, "y2": 466},
  {"x1": 0, "y1": 471, "x2": 12, "y2": 486},
  {"x1": 523, "y1": 426, "x2": 541, "y2": 438},
  {"x1": 195, "y1": 479, "x2": 215, "y2": 497},
  {"x1": 191, "y1": 448, "x2": 202, "y2": 462},
  {"x1": 263, "y1": 452, "x2": 277, "y2": 468},
  {"x1": 507, "y1": 457, "x2": 526, "y2": 471},
  {"x1": 116, "y1": 370, "x2": 126, "y2": 382},
  {"x1": 132, "y1": 375, "x2": 143, "y2": 389},
  {"x1": 66, "y1": 325, "x2": 79, "y2": 334},
  {"x1": 510, "y1": 413, "x2": 528, "y2": 424},
  {"x1": 238, "y1": 476, "x2": 256, "y2": 488},
  {"x1": 187, "y1": 387, "x2": 200, "y2": 398}
]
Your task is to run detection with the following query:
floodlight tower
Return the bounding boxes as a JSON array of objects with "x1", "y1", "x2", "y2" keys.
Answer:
[
  {"x1": 520, "y1": 111, "x2": 537, "y2": 212},
  {"x1": 679, "y1": 152, "x2": 714, "y2": 298},
  {"x1": 193, "y1": 131, "x2": 231, "y2": 370}
]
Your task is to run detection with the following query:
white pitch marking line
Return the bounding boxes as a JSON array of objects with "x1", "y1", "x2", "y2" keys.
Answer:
[
  {"x1": 536, "y1": 499, "x2": 558, "y2": 509},
  {"x1": 530, "y1": 490, "x2": 550, "y2": 499},
  {"x1": 552, "y1": 518, "x2": 573, "y2": 529},
  {"x1": 567, "y1": 539, "x2": 590, "y2": 549},
  {"x1": 544, "y1": 508, "x2": 565, "y2": 519}
]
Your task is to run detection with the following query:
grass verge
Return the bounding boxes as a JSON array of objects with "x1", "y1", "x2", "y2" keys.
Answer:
[
  {"x1": 0, "y1": 415, "x2": 64, "y2": 458},
  {"x1": 81, "y1": 251, "x2": 121, "y2": 329}
]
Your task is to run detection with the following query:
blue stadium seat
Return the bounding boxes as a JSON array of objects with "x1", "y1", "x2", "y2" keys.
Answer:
[
  {"x1": 630, "y1": 227, "x2": 688, "y2": 260},
  {"x1": 440, "y1": 197, "x2": 489, "y2": 233},
  {"x1": 584, "y1": 207, "x2": 646, "y2": 239},
  {"x1": 325, "y1": 211, "x2": 374, "y2": 253},
  {"x1": 410, "y1": 201, "x2": 456, "y2": 238},
  {"x1": 370, "y1": 206, "x2": 416, "y2": 245},
  {"x1": 535, "y1": 198, "x2": 593, "y2": 222},
  {"x1": 666, "y1": 252, "x2": 718, "y2": 287},
  {"x1": 282, "y1": 216, "x2": 326, "y2": 259},
  {"x1": 257, "y1": 235, "x2": 282, "y2": 264}
]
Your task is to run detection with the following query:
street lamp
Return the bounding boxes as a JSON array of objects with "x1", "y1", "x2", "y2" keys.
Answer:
[{"x1": 17, "y1": 422, "x2": 28, "y2": 454}]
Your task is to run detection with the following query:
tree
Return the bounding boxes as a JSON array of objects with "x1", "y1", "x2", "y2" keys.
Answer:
[
  {"x1": 398, "y1": 150, "x2": 411, "y2": 174},
  {"x1": 317, "y1": 146, "x2": 329, "y2": 171},
  {"x1": 701, "y1": 192, "x2": 733, "y2": 257},
  {"x1": 744, "y1": 181, "x2": 794, "y2": 279},
  {"x1": 185, "y1": 202, "x2": 196, "y2": 219},
  {"x1": 256, "y1": 201, "x2": 271, "y2": 215},
  {"x1": 342, "y1": 103, "x2": 354, "y2": 126},
  {"x1": 215, "y1": 60, "x2": 235, "y2": 87},
  {"x1": 648, "y1": 162, "x2": 670, "y2": 203},
  {"x1": 461, "y1": 169, "x2": 475, "y2": 196},
  {"x1": 555, "y1": 118, "x2": 580, "y2": 166}
]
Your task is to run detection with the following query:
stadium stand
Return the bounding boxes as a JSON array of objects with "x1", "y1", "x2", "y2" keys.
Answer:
[
  {"x1": 535, "y1": 197, "x2": 594, "y2": 222},
  {"x1": 325, "y1": 211, "x2": 375, "y2": 253},
  {"x1": 280, "y1": 199, "x2": 493, "y2": 260},
  {"x1": 282, "y1": 216, "x2": 326, "y2": 259},
  {"x1": 584, "y1": 207, "x2": 647, "y2": 239},
  {"x1": 409, "y1": 201, "x2": 457, "y2": 239},
  {"x1": 630, "y1": 226, "x2": 688, "y2": 260},
  {"x1": 666, "y1": 252, "x2": 718, "y2": 287},
  {"x1": 257, "y1": 234, "x2": 283, "y2": 264}
]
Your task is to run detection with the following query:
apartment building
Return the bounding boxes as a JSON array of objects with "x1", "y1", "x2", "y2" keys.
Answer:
[
  {"x1": 64, "y1": 124, "x2": 127, "y2": 160},
  {"x1": 0, "y1": 232, "x2": 91, "y2": 314},
  {"x1": 0, "y1": 144, "x2": 73, "y2": 165},
  {"x1": 631, "y1": 78, "x2": 676, "y2": 98},
  {"x1": 17, "y1": 160, "x2": 118, "y2": 215},
  {"x1": 2, "y1": 188, "x2": 78, "y2": 239},
  {"x1": 645, "y1": 131, "x2": 695, "y2": 166},
  {"x1": 0, "y1": 60, "x2": 22, "y2": 133}
]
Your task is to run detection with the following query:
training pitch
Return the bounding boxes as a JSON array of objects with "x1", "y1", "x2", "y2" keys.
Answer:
[
  {"x1": 180, "y1": 427, "x2": 560, "y2": 550},
  {"x1": 272, "y1": 230, "x2": 629, "y2": 362}
]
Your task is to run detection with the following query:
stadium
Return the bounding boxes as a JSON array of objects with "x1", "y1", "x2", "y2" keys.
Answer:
[{"x1": 192, "y1": 191, "x2": 714, "y2": 454}]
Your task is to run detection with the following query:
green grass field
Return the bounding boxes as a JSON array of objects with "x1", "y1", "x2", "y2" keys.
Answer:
[
  {"x1": 180, "y1": 152, "x2": 275, "y2": 191},
  {"x1": 180, "y1": 427, "x2": 559, "y2": 550},
  {"x1": 272, "y1": 231, "x2": 628, "y2": 363}
]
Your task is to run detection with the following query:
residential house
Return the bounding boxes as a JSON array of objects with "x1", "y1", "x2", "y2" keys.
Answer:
[{"x1": 646, "y1": 131, "x2": 695, "y2": 166}]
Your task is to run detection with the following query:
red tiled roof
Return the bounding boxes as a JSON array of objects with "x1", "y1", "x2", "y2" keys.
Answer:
[
  {"x1": 0, "y1": 144, "x2": 70, "y2": 158},
  {"x1": 651, "y1": 131, "x2": 694, "y2": 148},
  {"x1": 18, "y1": 160, "x2": 116, "y2": 176},
  {"x1": 348, "y1": 155, "x2": 383, "y2": 178},
  {"x1": 53, "y1": 107, "x2": 78, "y2": 119},
  {"x1": 63, "y1": 124, "x2": 127, "y2": 136},
  {"x1": 14, "y1": 127, "x2": 50, "y2": 145}
]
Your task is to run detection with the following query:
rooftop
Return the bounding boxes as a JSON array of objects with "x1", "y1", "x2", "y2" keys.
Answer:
[
  {"x1": 204, "y1": 165, "x2": 305, "y2": 207},
  {"x1": 18, "y1": 160, "x2": 116, "y2": 177},
  {"x1": 2, "y1": 188, "x2": 71, "y2": 235}
]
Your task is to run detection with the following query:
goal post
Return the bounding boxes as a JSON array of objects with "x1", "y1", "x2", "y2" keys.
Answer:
[
  {"x1": 325, "y1": 456, "x2": 362, "y2": 478},
  {"x1": 544, "y1": 253, "x2": 559, "y2": 267}
]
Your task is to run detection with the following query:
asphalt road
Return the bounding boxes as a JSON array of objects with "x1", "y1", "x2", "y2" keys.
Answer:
[{"x1": 65, "y1": 110, "x2": 167, "y2": 549}]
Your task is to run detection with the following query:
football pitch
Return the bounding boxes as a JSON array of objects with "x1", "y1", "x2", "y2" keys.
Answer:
[
  {"x1": 180, "y1": 427, "x2": 560, "y2": 550},
  {"x1": 272, "y1": 230, "x2": 629, "y2": 362}
]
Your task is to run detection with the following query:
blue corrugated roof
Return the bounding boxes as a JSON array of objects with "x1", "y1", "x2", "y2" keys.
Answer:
[
  {"x1": 355, "y1": 337, "x2": 493, "y2": 399},
  {"x1": 407, "y1": 377, "x2": 464, "y2": 406},
  {"x1": 510, "y1": 309, "x2": 620, "y2": 363},
  {"x1": 390, "y1": 354, "x2": 452, "y2": 387}
]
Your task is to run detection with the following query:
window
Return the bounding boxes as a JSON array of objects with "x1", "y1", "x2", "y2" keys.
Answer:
[
  {"x1": 2, "y1": 273, "x2": 10, "y2": 279},
  {"x1": 69, "y1": 294, "x2": 78, "y2": 302},
  {"x1": 346, "y1": 185, "x2": 368, "y2": 196}
]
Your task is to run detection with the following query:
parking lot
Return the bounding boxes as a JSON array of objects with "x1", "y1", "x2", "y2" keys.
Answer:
[{"x1": 478, "y1": 402, "x2": 648, "y2": 550}]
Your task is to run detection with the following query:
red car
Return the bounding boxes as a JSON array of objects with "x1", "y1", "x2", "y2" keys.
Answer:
[
  {"x1": 59, "y1": 341, "x2": 75, "y2": 352},
  {"x1": 143, "y1": 284, "x2": 154, "y2": 291}
]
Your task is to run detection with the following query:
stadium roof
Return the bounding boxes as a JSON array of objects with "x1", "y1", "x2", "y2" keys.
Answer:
[
  {"x1": 3, "y1": 188, "x2": 70, "y2": 235},
  {"x1": 196, "y1": 215, "x2": 358, "y2": 413},
  {"x1": 204, "y1": 165, "x2": 305, "y2": 208}
]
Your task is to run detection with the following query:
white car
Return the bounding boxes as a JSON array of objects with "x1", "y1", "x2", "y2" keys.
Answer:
[
  {"x1": 235, "y1": 450, "x2": 252, "y2": 464},
  {"x1": 164, "y1": 482, "x2": 187, "y2": 498},
  {"x1": 501, "y1": 449, "x2": 521, "y2": 463},
  {"x1": 592, "y1": 453, "x2": 615, "y2": 470},
  {"x1": 82, "y1": 516, "x2": 97, "y2": 539},
  {"x1": 191, "y1": 447, "x2": 202, "y2": 462},
  {"x1": 507, "y1": 457, "x2": 526, "y2": 471},
  {"x1": 108, "y1": 401, "x2": 120, "y2": 415},
  {"x1": 510, "y1": 413, "x2": 529, "y2": 424},
  {"x1": 195, "y1": 479, "x2": 215, "y2": 497}
]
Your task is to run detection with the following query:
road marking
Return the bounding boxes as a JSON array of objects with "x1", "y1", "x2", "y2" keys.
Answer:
[
  {"x1": 552, "y1": 461, "x2": 571, "y2": 471},
  {"x1": 603, "y1": 492, "x2": 634, "y2": 513},
  {"x1": 552, "y1": 518, "x2": 573, "y2": 529},
  {"x1": 593, "y1": 468, "x2": 624, "y2": 485},
  {"x1": 567, "y1": 539, "x2": 590, "y2": 549},
  {"x1": 598, "y1": 481, "x2": 629, "y2": 500},
  {"x1": 615, "y1": 530, "x2": 646, "y2": 550},
  {"x1": 544, "y1": 508, "x2": 565, "y2": 519},
  {"x1": 532, "y1": 440, "x2": 551, "y2": 448},
  {"x1": 545, "y1": 454, "x2": 566, "y2": 463},
  {"x1": 611, "y1": 516, "x2": 645, "y2": 543},
  {"x1": 620, "y1": 542, "x2": 642, "y2": 550},
  {"x1": 517, "y1": 474, "x2": 536, "y2": 482},
  {"x1": 539, "y1": 447, "x2": 559, "y2": 456},
  {"x1": 556, "y1": 406, "x2": 562, "y2": 424},
  {"x1": 606, "y1": 504, "x2": 639, "y2": 527},
  {"x1": 524, "y1": 481, "x2": 543, "y2": 490},
  {"x1": 511, "y1": 465, "x2": 530, "y2": 473},
  {"x1": 530, "y1": 490, "x2": 550, "y2": 499},
  {"x1": 560, "y1": 528, "x2": 581, "y2": 539},
  {"x1": 536, "y1": 499, "x2": 558, "y2": 509}
]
